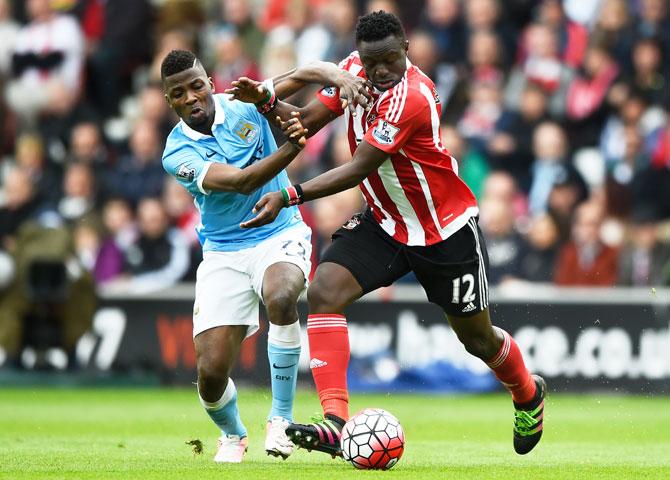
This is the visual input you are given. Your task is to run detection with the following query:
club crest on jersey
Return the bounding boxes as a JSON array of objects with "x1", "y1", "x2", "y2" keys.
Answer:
[
  {"x1": 321, "y1": 86, "x2": 337, "y2": 98},
  {"x1": 234, "y1": 119, "x2": 259, "y2": 144},
  {"x1": 342, "y1": 214, "x2": 361, "y2": 230},
  {"x1": 176, "y1": 164, "x2": 195, "y2": 182},
  {"x1": 372, "y1": 119, "x2": 400, "y2": 145}
]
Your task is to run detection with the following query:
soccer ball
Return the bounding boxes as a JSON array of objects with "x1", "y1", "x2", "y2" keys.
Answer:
[{"x1": 340, "y1": 408, "x2": 405, "y2": 470}]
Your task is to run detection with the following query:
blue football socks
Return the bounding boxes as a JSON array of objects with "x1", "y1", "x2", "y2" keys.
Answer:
[
  {"x1": 199, "y1": 378, "x2": 247, "y2": 438},
  {"x1": 267, "y1": 321, "x2": 301, "y2": 422}
]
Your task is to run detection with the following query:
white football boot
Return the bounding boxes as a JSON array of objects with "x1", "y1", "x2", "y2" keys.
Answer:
[
  {"x1": 214, "y1": 434, "x2": 248, "y2": 463},
  {"x1": 265, "y1": 416, "x2": 295, "y2": 460}
]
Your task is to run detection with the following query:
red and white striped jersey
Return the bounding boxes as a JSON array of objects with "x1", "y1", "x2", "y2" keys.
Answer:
[{"x1": 316, "y1": 52, "x2": 479, "y2": 246}]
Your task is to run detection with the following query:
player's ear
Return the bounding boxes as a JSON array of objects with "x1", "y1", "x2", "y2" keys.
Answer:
[
  {"x1": 164, "y1": 93, "x2": 172, "y2": 108},
  {"x1": 404, "y1": 39, "x2": 409, "y2": 53},
  {"x1": 209, "y1": 77, "x2": 215, "y2": 93}
]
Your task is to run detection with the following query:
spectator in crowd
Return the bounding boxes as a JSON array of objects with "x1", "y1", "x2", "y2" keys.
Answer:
[
  {"x1": 217, "y1": 0, "x2": 265, "y2": 62},
  {"x1": 546, "y1": 163, "x2": 589, "y2": 242},
  {"x1": 13, "y1": 133, "x2": 61, "y2": 207},
  {"x1": 591, "y1": 0, "x2": 634, "y2": 68},
  {"x1": 528, "y1": 0, "x2": 588, "y2": 68},
  {"x1": 86, "y1": 0, "x2": 154, "y2": 117},
  {"x1": 5, "y1": 0, "x2": 84, "y2": 127},
  {"x1": 441, "y1": 125, "x2": 489, "y2": 200},
  {"x1": 0, "y1": 0, "x2": 18, "y2": 77},
  {"x1": 136, "y1": 83, "x2": 178, "y2": 141},
  {"x1": 554, "y1": 200, "x2": 619, "y2": 286},
  {"x1": 210, "y1": 26, "x2": 260, "y2": 93},
  {"x1": 490, "y1": 85, "x2": 550, "y2": 191},
  {"x1": 479, "y1": 196, "x2": 525, "y2": 285},
  {"x1": 94, "y1": 197, "x2": 136, "y2": 284},
  {"x1": 633, "y1": 0, "x2": 670, "y2": 61},
  {"x1": 528, "y1": 121, "x2": 571, "y2": 215},
  {"x1": 103, "y1": 119, "x2": 165, "y2": 206},
  {"x1": 408, "y1": 30, "x2": 458, "y2": 121},
  {"x1": 463, "y1": 0, "x2": 516, "y2": 67},
  {"x1": 458, "y1": 75, "x2": 504, "y2": 152},
  {"x1": 162, "y1": 177, "x2": 200, "y2": 280},
  {"x1": 323, "y1": 0, "x2": 357, "y2": 62},
  {"x1": 418, "y1": 0, "x2": 464, "y2": 64},
  {"x1": 113, "y1": 197, "x2": 189, "y2": 294},
  {"x1": 604, "y1": 119, "x2": 656, "y2": 219},
  {"x1": 518, "y1": 213, "x2": 561, "y2": 283},
  {"x1": 566, "y1": 43, "x2": 620, "y2": 149},
  {"x1": 617, "y1": 205, "x2": 670, "y2": 286},
  {"x1": 57, "y1": 162, "x2": 100, "y2": 228},
  {"x1": 505, "y1": 22, "x2": 574, "y2": 118},
  {"x1": 67, "y1": 121, "x2": 108, "y2": 167},
  {"x1": 623, "y1": 37, "x2": 670, "y2": 106}
]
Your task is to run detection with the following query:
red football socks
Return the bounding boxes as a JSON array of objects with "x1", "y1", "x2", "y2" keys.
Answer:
[
  {"x1": 307, "y1": 314, "x2": 350, "y2": 420},
  {"x1": 487, "y1": 328, "x2": 537, "y2": 404}
]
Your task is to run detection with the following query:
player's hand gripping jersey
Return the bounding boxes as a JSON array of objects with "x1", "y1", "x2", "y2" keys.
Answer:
[{"x1": 317, "y1": 52, "x2": 479, "y2": 247}]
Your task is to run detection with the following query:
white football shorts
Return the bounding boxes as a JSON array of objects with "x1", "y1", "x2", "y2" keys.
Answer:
[{"x1": 192, "y1": 223, "x2": 312, "y2": 338}]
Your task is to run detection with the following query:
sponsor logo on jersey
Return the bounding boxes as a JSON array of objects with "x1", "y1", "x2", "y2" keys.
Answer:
[
  {"x1": 372, "y1": 119, "x2": 400, "y2": 145},
  {"x1": 176, "y1": 164, "x2": 195, "y2": 182},
  {"x1": 309, "y1": 358, "x2": 328, "y2": 369},
  {"x1": 234, "y1": 119, "x2": 259, "y2": 144},
  {"x1": 321, "y1": 86, "x2": 337, "y2": 98}
]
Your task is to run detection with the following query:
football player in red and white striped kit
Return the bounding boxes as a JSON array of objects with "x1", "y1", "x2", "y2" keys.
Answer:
[{"x1": 227, "y1": 10, "x2": 546, "y2": 458}]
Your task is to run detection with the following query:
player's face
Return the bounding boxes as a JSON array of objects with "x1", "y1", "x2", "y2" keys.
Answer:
[
  {"x1": 357, "y1": 35, "x2": 409, "y2": 91},
  {"x1": 163, "y1": 67, "x2": 216, "y2": 131}
]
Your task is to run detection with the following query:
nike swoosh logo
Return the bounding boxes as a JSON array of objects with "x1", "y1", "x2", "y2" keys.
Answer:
[
  {"x1": 272, "y1": 363, "x2": 297, "y2": 369},
  {"x1": 206, "y1": 151, "x2": 216, "y2": 158}
]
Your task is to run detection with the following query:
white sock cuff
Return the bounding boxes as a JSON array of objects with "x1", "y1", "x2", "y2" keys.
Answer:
[
  {"x1": 268, "y1": 321, "x2": 301, "y2": 349},
  {"x1": 198, "y1": 378, "x2": 237, "y2": 410}
]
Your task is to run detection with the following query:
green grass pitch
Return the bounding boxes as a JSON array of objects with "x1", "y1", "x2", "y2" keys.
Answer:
[{"x1": 1, "y1": 387, "x2": 669, "y2": 479}]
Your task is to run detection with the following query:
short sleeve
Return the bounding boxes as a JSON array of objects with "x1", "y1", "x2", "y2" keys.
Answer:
[
  {"x1": 363, "y1": 87, "x2": 429, "y2": 154},
  {"x1": 315, "y1": 53, "x2": 363, "y2": 117},
  {"x1": 162, "y1": 147, "x2": 212, "y2": 196},
  {"x1": 316, "y1": 85, "x2": 344, "y2": 116}
]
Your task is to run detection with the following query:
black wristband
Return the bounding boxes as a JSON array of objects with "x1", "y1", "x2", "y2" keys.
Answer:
[{"x1": 294, "y1": 184, "x2": 304, "y2": 202}]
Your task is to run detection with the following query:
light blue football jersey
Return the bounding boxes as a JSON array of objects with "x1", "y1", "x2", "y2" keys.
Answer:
[{"x1": 162, "y1": 94, "x2": 302, "y2": 252}]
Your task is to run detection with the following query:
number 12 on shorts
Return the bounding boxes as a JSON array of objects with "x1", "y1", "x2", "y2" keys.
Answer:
[{"x1": 451, "y1": 274, "x2": 476, "y2": 304}]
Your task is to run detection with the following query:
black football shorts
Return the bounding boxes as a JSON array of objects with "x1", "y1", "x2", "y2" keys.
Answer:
[{"x1": 320, "y1": 209, "x2": 490, "y2": 317}]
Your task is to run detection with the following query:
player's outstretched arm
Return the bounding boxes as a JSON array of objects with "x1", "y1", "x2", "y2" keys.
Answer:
[
  {"x1": 226, "y1": 77, "x2": 341, "y2": 139},
  {"x1": 202, "y1": 113, "x2": 307, "y2": 194},
  {"x1": 240, "y1": 140, "x2": 387, "y2": 228},
  {"x1": 226, "y1": 63, "x2": 371, "y2": 117}
]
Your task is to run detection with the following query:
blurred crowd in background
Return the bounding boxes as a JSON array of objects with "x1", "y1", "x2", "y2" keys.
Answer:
[{"x1": 2, "y1": 0, "x2": 670, "y2": 364}]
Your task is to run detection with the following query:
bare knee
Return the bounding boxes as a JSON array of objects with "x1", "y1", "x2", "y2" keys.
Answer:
[
  {"x1": 197, "y1": 356, "x2": 230, "y2": 402},
  {"x1": 460, "y1": 332, "x2": 500, "y2": 361},
  {"x1": 265, "y1": 290, "x2": 298, "y2": 326},
  {"x1": 307, "y1": 278, "x2": 347, "y2": 313}
]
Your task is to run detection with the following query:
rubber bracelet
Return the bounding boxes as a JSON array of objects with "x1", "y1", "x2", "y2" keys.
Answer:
[
  {"x1": 256, "y1": 92, "x2": 277, "y2": 114},
  {"x1": 280, "y1": 188, "x2": 291, "y2": 207}
]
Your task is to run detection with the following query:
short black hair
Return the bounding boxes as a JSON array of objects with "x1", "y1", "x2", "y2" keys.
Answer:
[
  {"x1": 161, "y1": 49, "x2": 199, "y2": 80},
  {"x1": 355, "y1": 10, "x2": 405, "y2": 44}
]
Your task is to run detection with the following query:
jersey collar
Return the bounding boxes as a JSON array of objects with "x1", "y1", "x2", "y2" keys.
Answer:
[{"x1": 180, "y1": 94, "x2": 226, "y2": 141}]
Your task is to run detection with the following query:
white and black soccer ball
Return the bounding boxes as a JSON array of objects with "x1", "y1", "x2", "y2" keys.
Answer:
[{"x1": 340, "y1": 408, "x2": 405, "y2": 470}]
